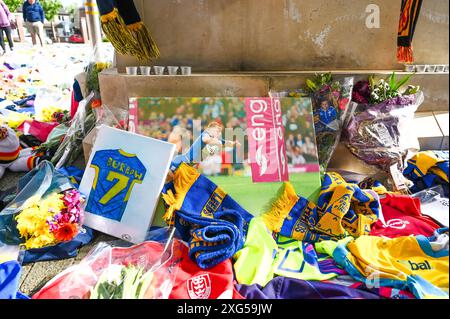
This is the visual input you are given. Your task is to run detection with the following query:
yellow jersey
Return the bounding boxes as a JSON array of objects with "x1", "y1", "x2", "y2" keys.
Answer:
[{"x1": 333, "y1": 230, "x2": 449, "y2": 299}]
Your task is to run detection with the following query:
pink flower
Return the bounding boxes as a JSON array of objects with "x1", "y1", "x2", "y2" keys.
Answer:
[
  {"x1": 352, "y1": 80, "x2": 371, "y2": 104},
  {"x1": 319, "y1": 84, "x2": 331, "y2": 94},
  {"x1": 332, "y1": 91, "x2": 340, "y2": 98},
  {"x1": 339, "y1": 97, "x2": 349, "y2": 110}
]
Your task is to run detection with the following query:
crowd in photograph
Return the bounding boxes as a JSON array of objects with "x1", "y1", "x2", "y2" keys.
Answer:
[
  {"x1": 282, "y1": 101, "x2": 319, "y2": 165},
  {"x1": 136, "y1": 97, "x2": 318, "y2": 176}
]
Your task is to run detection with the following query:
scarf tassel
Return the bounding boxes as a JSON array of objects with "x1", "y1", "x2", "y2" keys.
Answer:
[
  {"x1": 161, "y1": 164, "x2": 200, "y2": 223},
  {"x1": 127, "y1": 22, "x2": 161, "y2": 60},
  {"x1": 397, "y1": 45, "x2": 414, "y2": 64},
  {"x1": 100, "y1": 10, "x2": 161, "y2": 61},
  {"x1": 100, "y1": 10, "x2": 136, "y2": 56},
  {"x1": 161, "y1": 190, "x2": 177, "y2": 225},
  {"x1": 262, "y1": 182, "x2": 299, "y2": 233}
]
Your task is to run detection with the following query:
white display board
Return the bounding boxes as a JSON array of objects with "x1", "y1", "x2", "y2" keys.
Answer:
[{"x1": 79, "y1": 125, "x2": 175, "y2": 243}]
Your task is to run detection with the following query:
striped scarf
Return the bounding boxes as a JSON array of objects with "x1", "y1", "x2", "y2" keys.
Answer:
[
  {"x1": 397, "y1": 0, "x2": 423, "y2": 63},
  {"x1": 162, "y1": 163, "x2": 253, "y2": 269},
  {"x1": 404, "y1": 151, "x2": 449, "y2": 197},
  {"x1": 96, "y1": 0, "x2": 160, "y2": 61},
  {"x1": 263, "y1": 172, "x2": 380, "y2": 242}
]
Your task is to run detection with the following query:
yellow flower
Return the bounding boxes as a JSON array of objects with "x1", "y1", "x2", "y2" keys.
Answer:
[
  {"x1": 39, "y1": 193, "x2": 65, "y2": 214},
  {"x1": 24, "y1": 232, "x2": 56, "y2": 250},
  {"x1": 36, "y1": 105, "x2": 63, "y2": 122},
  {"x1": 22, "y1": 195, "x2": 41, "y2": 209},
  {"x1": 5, "y1": 112, "x2": 32, "y2": 129},
  {"x1": 15, "y1": 193, "x2": 65, "y2": 250},
  {"x1": 96, "y1": 61, "x2": 111, "y2": 71}
]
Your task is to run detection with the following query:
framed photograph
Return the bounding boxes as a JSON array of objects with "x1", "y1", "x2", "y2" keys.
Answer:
[{"x1": 129, "y1": 97, "x2": 321, "y2": 216}]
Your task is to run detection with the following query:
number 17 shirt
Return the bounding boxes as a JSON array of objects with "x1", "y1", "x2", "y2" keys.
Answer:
[{"x1": 86, "y1": 149, "x2": 147, "y2": 221}]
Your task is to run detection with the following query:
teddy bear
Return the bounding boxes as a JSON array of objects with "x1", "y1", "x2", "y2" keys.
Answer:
[{"x1": 0, "y1": 125, "x2": 44, "y2": 179}]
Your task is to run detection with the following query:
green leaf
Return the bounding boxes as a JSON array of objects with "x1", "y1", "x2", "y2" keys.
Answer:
[
  {"x1": 3, "y1": 0, "x2": 22, "y2": 13},
  {"x1": 136, "y1": 270, "x2": 156, "y2": 299},
  {"x1": 369, "y1": 75, "x2": 375, "y2": 90},
  {"x1": 40, "y1": 0, "x2": 63, "y2": 22},
  {"x1": 306, "y1": 79, "x2": 317, "y2": 91},
  {"x1": 392, "y1": 73, "x2": 414, "y2": 91},
  {"x1": 389, "y1": 72, "x2": 396, "y2": 89},
  {"x1": 322, "y1": 73, "x2": 332, "y2": 85},
  {"x1": 403, "y1": 85, "x2": 420, "y2": 95}
]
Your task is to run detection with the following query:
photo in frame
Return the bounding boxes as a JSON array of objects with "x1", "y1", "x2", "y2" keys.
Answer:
[{"x1": 129, "y1": 97, "x2": 321, "y2": 216}]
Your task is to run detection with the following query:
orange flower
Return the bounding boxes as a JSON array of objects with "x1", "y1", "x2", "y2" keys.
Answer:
[{"x1": 53, "y1": 223, "x2": 78, "y2": 242}]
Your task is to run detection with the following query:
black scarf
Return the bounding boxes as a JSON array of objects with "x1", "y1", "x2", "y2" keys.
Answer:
[{"x1": 397, "y1": 0, "x2": 423, "y2": 63}]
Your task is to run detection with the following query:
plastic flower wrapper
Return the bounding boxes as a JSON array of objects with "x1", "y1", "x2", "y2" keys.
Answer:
[
  {"x1": 32, "y1": 227, "x2": 184, "y2": 299},
  {"x1": 345, "y1": 73, "x2": 423, "y2": 182},
  {"x1": 305, "y1": 74, "x2": 354, "y2": 173},
  {"x1": 0, "y1": 161, "x2": 84, "y2": 250},
  {"x1": 51, "y1": 92, "x2": 97, "y2": 168},
  {"x1": 0, "y1": 243, "x2": 23, "y2": 265},
  {"x1": 51, "y1": 92, "x2": 127, "y2": 169},
  {"x1": 86, "y1": 62, "x2": 112, "y2": 93},
  {"x1": 34, "y1": 87, "x2": 71, "y2": 123},
  {"x1": 34, "y1": 124, "x2": 69, "y2": 157},
  {"x1": 92, "y1": 101, "x2": 129, "y2": 131},
  {"x1": 269, "y1": 75, "x2": 354, "y2": 174}
]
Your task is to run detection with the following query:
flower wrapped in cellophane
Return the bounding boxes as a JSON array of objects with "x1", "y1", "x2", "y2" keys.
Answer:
[
  {"x1": 15, "y1": 189, "x2": 83, "y2": 250},
  {"x1": 0, "y1": 161, "x2": 84, "y2": 250},
  {"x1": 269, "y1": 73, "x2": 354, "y2": 174},
  {"x1": 305, "y1": 73, "x2": 354, "y2": 173},
  {"x1": 346, "y1": 73, "x2": 423, "y2": 173}
]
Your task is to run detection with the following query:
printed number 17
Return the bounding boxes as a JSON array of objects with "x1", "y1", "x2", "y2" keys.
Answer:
[{"x1": 99, "y1": 171, "x2": 129, "y2": 205}]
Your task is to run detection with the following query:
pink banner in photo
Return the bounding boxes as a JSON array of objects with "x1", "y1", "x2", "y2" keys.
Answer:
[
  {"x1": 128, "y1": 98, "x2": 138, "y2": 134},
  {"x1": 246, "y1": 98, "x2": 289, "y2": 183}
]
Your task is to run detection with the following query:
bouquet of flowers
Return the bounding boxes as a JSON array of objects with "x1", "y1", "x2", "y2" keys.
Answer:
[
  {"x1": 305, "y1": 73, "x2": 354, "y2": 173},
  {"x1": 33, "y1": 228, "x2": 182, "y2": 299},
  {"x1": 15, "y1": 189, "x2": 83, "y2": 250},
  {"x1": 86, "y1": 62, "x2": 112, "y2": 93},
  {"x1": 0, "y1": 161, "x2": 84, "y2": 250},
  {"x1": 346, "y1": 73, "x2": 423, "y2": 182}
]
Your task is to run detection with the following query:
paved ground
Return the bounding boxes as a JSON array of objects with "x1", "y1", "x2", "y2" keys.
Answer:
[{"x1": 1, "y1": 41, "x2": 116, "y2": 296}]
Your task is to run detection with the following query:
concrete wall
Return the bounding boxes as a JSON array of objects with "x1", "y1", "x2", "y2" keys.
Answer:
[
  {"x1": 99, "y1": 70, "x2": 449, "y2": 112},
  {"x1": 115, "y1": 0, "x2": 449, "y2": 71}
]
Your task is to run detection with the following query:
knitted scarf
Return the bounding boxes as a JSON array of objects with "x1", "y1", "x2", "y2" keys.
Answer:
[
  {"x1": 263, "y1": 172, "x2": 380, "y2": 243},
  {"x1": 162, "y1": 163, "x2": 253, "y2": 269},
  {"x1": 96, "y1": 0, "x2": 160, "y2": 61},
  {"x1": 397, "y1": 0, "x2": 423, "y2": 63},
  {"x1": 404, "y1": 151, "x2": 449, "y2": 197}
]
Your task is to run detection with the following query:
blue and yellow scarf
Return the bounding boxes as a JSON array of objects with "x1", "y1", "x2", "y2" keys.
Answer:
[
  {"x1": 404, "y1": 151, "x2": 449, "y2": 197},
  {"x1": 263, "y1": 172, "x2": 380, "y2": 242},
  {"x1": 162, "y1": 163, "x2": 253, "y2": 269}
]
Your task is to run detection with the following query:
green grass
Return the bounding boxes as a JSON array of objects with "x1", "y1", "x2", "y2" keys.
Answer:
[{"x1": 209, "y1": 173, "x2": 321, "y2": 215}]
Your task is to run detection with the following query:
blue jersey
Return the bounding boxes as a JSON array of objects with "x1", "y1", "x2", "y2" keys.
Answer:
[
  {"x1": 319, "y1": 107, "x2": 337, "y2": 126},
  {"x1": 86, "y1": 149, "x2": 146, "y2": 221}
]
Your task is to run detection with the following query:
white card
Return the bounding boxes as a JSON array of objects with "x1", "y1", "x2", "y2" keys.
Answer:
[
  {"x1": 79, "y1": 125, "x2": 176, "y2": 243},
  {"x1": 421, "y1": 196, "x2": 449, "y2": 227}
]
